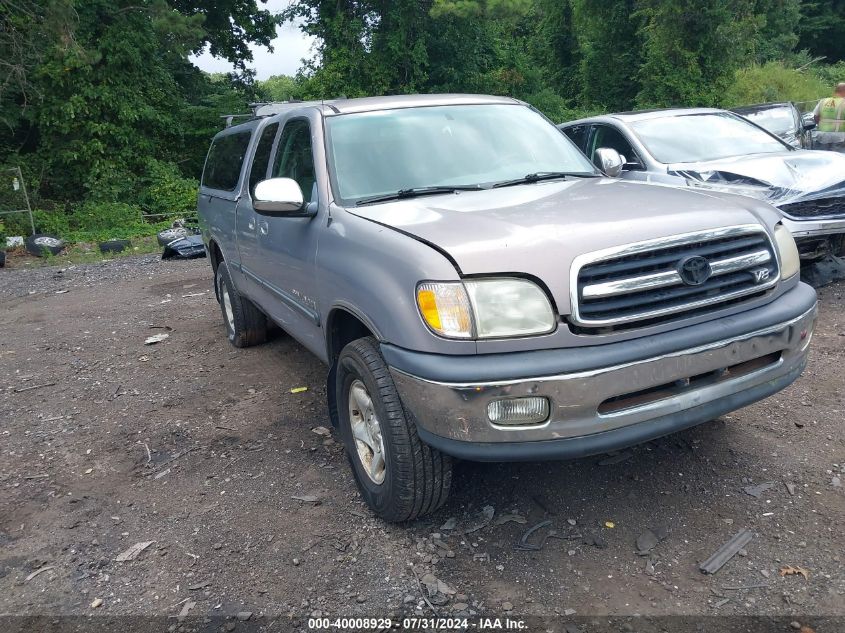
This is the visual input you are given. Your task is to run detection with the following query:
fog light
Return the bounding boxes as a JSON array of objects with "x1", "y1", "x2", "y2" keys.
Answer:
[{"x1": 487, "y1": 397, "x2": 550, "y2": 426}]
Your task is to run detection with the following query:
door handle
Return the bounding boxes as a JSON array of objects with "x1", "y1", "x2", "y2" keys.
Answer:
[
  {"x1": 258, "y1": 220, "x2": 269, "y2": 236},
  {"x1": 248, "y1": 218, "x2": 256, "y2": 231}
]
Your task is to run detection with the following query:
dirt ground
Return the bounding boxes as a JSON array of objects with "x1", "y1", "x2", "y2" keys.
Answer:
[{"x1": 0, "y1": 255, "x2": 843, "y2": 632}]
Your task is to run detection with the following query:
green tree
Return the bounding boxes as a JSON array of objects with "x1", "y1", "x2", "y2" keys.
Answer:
[
  {"x1": 0, "y1": 0, "x2": 78, "y2": 131},
  {"x1": 798, "y1": 0, "x2": 845, "y2": 63},
  {"x1": 636, "y1": 0, "x2": 757, "y2": 107},
  {"x1": 532, "y1": 0, "x2": 580, "y2": 101},
  {"x1": 170, "y1": 0, "x2": 279, "y2": 70},
  {"x1": 255, "y1": 74, "x2": 302, "y2": 101},
  {"x1": 752, "y1": 0, "x2": 801, "y2": 62},
  {"x1": 573, "y1": 0, "x2": 642, "y2": 111},
  {"x1": 5, "y1": 0, "x2": 275, "y2": 214},
  {"x1": 283, "y1": 0, "x2": 376, "y2": 98}
]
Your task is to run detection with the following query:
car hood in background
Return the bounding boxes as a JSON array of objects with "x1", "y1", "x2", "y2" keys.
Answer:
[
  {"x1": 669, "y1": 149, "x2": 845, "y2": 207},
  {"x1": 348, "y1": 179, "x2": 775, "y2": 314}
]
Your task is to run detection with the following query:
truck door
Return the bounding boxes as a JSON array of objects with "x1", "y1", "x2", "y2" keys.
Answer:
[
  {"x1": 236, "y1": 121, "x2": 279, "y2": 306},
  {"x1": 251, "y1": 116, "x2": 324, "y2": 354}
]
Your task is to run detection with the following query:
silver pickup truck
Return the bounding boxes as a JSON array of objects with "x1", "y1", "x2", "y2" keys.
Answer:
[{"x1": 197, "y1": 94, "x2": 817, "y2": 521}]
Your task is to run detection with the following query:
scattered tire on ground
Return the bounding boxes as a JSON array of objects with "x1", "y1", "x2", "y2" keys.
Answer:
[
  {"x1": 98, "y1": 239, "x2": 131, "y2": 254},
  {"x1": 156, "y1": 227, "x2": 188, "y2": 246},
  {"x1": 24, "y1": 234, "x2": 65, "y2": 257}
]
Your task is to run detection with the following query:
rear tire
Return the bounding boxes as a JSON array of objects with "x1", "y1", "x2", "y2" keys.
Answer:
[
  {"x1": 215, "y1": 260, "x2": 267, "y2": 348},
  {"x1": 336, "y1": 336, "x2": 452, "y2": 522}
]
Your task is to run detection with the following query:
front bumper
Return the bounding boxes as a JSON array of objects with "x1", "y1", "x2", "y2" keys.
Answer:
[
  {"x1": 782, "y1": 216, "x2": 845, "y2": 240},
  {"x1": 387, "y1": 283, "x2": 817, "y2": 462}
]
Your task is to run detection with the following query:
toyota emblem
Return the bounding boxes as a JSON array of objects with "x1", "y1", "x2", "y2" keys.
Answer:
[{"x1": 677, "y1": 255, "x2": 712, "y2": 286}]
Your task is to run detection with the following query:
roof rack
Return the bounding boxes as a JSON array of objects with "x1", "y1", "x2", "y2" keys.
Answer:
[{"x1": 221, "y1": 100, "x2": 345, "y2": 127}]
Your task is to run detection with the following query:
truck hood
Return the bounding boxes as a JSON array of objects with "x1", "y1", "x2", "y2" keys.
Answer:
[
  {"x1": 669, "y1": 149, "x2": 845, "y2": 206},
  {"x1": 348, "y1": 178, "x2": 775, "y2": 314}
]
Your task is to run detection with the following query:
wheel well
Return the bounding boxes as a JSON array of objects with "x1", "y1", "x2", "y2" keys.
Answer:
[
  {"x1": 208, "y1": 240, "x2": 223, "y2": 276},
  {"x1": 327, "y1": 308, "x2": 374, "y2": 363},
  {"x1": 326, "y1": 309, "x2": 374, "y2": 429}
]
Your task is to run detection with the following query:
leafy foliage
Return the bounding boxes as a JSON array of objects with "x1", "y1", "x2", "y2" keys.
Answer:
[
  {"x1": 3, "y1": 0, "x2": 845, "y2": 249},
  {"x1": 723, "y1": 61, "x2": 829, "y2": 106}
]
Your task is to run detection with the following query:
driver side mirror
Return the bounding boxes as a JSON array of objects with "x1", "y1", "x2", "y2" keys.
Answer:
[
  {"x1": 801, "y1": 112, "x2": 817, "y2": 131},
  {"x1": 253, "y1": 178, "x2": 314, "y2": 217},
  {"x1": 594, "y1": 147, "x2": 624, "y2": 178}
]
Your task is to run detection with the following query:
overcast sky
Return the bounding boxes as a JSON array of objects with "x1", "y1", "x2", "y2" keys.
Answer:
[{"x1": 190, "y1": 0, "x2": 315, "y2": 80}]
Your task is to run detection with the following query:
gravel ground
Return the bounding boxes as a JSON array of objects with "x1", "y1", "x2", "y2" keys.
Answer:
[{"x1": 0, "y1": 255, "x2": 843, "y2": 632}]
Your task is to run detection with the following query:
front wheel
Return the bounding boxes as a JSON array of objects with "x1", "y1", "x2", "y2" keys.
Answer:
[{"x1": 336, "y1": 336, "x2": 452, "y2": 522}]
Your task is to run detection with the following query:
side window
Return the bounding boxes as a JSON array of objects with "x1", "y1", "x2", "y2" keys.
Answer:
[
  {"x1": 249, "y1": 123, "x2": 279, "y2": 196},
  {"x1": 272, "y1": 119, "x2": 316, "y2": 202},
  {"x1": 202, "y1": 131, "x2": 252, "y2": 191},
  {"x1": 589, "y1": 125, "x2": 642, "y2": 169},
  {"x1": 562, "y1": 125, "x2": 589, "y2": 152}
]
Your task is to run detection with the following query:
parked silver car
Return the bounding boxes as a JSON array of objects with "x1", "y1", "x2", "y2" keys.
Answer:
[
  {"x1": 198, "y1": 95, "x2": 816, "y2": 521},
  {"x1": 731, "y1": 102, "x2": 815, "y2": 149},
  {"x1": 560, "y1": 108, "x2": 845, "y2": 259}
]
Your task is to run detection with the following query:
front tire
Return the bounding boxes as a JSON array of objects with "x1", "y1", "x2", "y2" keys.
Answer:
[
  {"x1": 215, "y1": 260, "x2": 267, "y2": 348},
  {"x1": 336, "y1": 336, "x2": 451, "y2": 522}
]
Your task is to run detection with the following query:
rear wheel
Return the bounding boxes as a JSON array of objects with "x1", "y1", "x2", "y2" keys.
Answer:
[
  {"x1": 215, "y1": 260, "x2": 267, "y2": 348},
  {"x1": 336, "y1": 336, "x2": 451, "y2": 522}
]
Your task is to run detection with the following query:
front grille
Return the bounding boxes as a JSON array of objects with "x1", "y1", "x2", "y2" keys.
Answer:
[
  {"x1": 780, "y1": 196, "x2": 845, "y2": 219},
  {"x1": 571, "y1": 226, "x2": 779, "y2": 330}
]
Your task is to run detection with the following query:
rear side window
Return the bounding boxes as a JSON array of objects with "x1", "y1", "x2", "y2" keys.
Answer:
[
  {"x1": 202, "y1": 131, "x2": 252, "y2": 191},
  {"x1": 249, "y1": 123, "x2": 279, "y2": 196}
]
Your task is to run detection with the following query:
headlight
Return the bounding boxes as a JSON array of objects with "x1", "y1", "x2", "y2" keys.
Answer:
[
  {"x1": 774, "y1": 223, "x2": 800, "y2": 279},
  {"x1": 416, "y1": 279, "x2": 556, "y2": 339},
  {"x1": 465, "y1": 279, "x2": 556, "y2": 337}
]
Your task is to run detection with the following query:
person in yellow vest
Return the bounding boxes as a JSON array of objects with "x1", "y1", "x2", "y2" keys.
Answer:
[{"x1": 813, "y1": 83, "x2": 845, "y2": 152}]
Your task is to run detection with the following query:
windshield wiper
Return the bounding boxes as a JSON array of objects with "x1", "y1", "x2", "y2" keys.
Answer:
[
  {"x1": 491, "y1": 171, "x2": 598, "y2": 188},
  {"x1": 355, "y1": 185, "x2": 484, "y2": 206}
]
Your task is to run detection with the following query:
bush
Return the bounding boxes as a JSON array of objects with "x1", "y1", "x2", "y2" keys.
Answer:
[
  {"x1": 68, "y1": 202, "x2": 150, "y2": 242},
  {"x1": 811, "y1": 61, "x2": 845, "y2": 92},
  {"x1": 2, "y1": 209, "x2": 62, "y2": 237},
  {"x1": 139, "y1": 159, "x2": 199, "y2": 220},
  {"x1": 722, "y1": 61, "x2": 828, "y2": 107},
  {"x1": 523, "y1": 89, "x2": 601, "y2": 124},
  {"x1": 6, "y1": 203, "x2": 158, "y2": 243}
]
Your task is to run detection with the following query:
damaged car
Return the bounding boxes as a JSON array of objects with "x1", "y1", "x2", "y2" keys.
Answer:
[
  {"x1": 731, "y1": 102, "x2": 815, "y2": 149},
  {"x1": 560, "y1": 108, "x2": 845, "y2": 259}
]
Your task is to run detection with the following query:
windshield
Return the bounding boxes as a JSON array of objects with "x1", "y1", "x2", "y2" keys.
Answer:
[
  {"x1": 739, "y1": 107, "x2": 795, "y2": 136},
  {"x1": 325, "y1": 104, "x2": 597, "y2": 205},
  {"x1": 629, "y1": 112, "x2": 789, "y2": 164}
]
